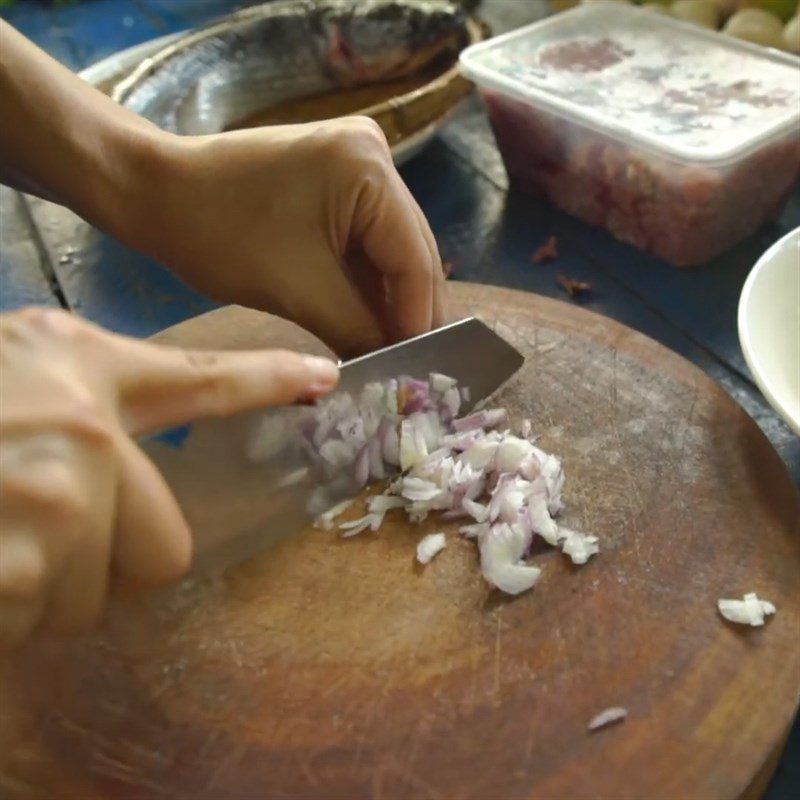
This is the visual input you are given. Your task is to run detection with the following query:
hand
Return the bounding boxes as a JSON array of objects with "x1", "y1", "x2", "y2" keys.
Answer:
[
  {"x1": 0, "y1": 308, "x2": 339, "y2": 650},
  {"x1": 126, "y1": 117, "x2": 444, "y2": 357},
  {"x1": 0, "y1": 24, "x2": 443, "y2": 356}
]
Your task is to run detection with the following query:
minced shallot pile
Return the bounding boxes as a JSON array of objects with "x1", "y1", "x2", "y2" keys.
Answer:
[
  {"x1": 303, "y1": 373, "x2": 598, "y2": 595},
  {"x1": 250, "y1": 373, "x2": 782, "y2": 629}
]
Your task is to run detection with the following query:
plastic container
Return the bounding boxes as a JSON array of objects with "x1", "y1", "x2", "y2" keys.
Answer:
[{"x1": 459, "y1": 3, "x2": 800, "y2": 266}]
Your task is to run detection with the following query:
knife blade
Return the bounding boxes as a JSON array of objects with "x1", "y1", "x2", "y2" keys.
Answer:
[{"x1": 143, "y1": 317, "x2": 523, "y2": 576}]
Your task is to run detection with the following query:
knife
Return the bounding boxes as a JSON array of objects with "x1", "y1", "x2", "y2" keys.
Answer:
[{"x1": 143, "y1": 317, "x2": 524, "y2": 576}]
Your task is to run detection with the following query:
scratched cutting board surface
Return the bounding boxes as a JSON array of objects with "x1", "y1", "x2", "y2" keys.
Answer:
[{"x1": 1, "y1": 283, "x2": 798, "y2": 800}]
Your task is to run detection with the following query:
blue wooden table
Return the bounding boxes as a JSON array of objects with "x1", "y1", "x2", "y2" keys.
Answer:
[{"x1": 1, "y1": 2, "x2": 798, "y2": 797}]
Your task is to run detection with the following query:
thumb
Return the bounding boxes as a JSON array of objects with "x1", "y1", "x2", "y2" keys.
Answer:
[{"x1": 101, "y1": 337, "x2": 339, "y2": 435}]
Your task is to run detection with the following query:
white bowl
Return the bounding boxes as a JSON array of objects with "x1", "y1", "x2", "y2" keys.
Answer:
[{"x1": 738, "y1": 227, "x2": 800, "y2": 435}]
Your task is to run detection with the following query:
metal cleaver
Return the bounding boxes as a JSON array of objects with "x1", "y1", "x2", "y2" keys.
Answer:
[{"x1": 143, "y1": 317, "x2": 524, "y2": 575}]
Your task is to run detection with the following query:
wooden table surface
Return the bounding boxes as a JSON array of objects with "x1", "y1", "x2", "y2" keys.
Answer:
[{"x1": 0, "y1": 2, "x2": 797, "y2": 798}]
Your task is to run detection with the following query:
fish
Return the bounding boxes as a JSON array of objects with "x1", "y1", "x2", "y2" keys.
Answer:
[
  {"x1": 113, "y1": 0, "x2": 471, "y2": 137},
  {"x1": 310, "y1": 0, "x2": 468, "y2": 84}
]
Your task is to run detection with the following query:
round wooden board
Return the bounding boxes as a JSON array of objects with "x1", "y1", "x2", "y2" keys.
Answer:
[{"x1": 1, "y1": 283, "x2": 798, "y2": 800}]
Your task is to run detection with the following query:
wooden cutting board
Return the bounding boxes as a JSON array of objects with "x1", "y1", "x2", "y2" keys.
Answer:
[{"x1": 1, "y1": 283, "x2": 798, "y2": 800}]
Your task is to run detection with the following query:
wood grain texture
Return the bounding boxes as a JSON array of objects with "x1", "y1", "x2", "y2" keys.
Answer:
[{"x1": 1, "y1": 282, "x2": 798, "y2": 800}]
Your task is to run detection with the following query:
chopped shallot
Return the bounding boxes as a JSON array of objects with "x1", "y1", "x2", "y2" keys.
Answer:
[
  {"x1": 315, "y1": 497, "x2": 356, "y2": 530},
  {"x1": 588, "y1": 707, "x2": 628, "y2": 732},
  {"x1": 269, "y1": 371, "x2": 599, "y2": 595},
  {"x1": 460, "y1": 522, "x2": 488, "y2": 539},
  {"x1": 480, "y1": 522, "x2": 541, "y2": 595},
  {"x1": 717, "y1": 593, "x2": 776, "y2": 627},
  {"x1": 367, "y1": 495, "x2": 406, "y2": 514},
  {"x1": 430, "y1": 373, "x2": 457, "y2": 393},
  {"x1": 560, "y1": 528, "x2": 600, "y2": 565},
  {"x1": 339, "y1": 515, "x2": 376, "y2": 537},
  {"x1": 416, "y1": 532, "x2": 447, "y2": 564}
]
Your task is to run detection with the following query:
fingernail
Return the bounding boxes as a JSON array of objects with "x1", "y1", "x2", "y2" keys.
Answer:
[{"x1": 303, "y1": 356, "x2": 339, "y2": 388}]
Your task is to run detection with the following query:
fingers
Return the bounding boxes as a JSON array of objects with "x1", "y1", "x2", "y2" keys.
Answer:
[
  {"x1": 341, "y1": 117, "x2": 442, "y2": 340},
  {"x1": 39, "y1": 446, "x2": 117, "y2": 635},
  {"x1": 285, "y1": 252, "x2": 385, "y2": 358},
  {"x1": 343, "y1": 248, "x2": 392, "y2": 344},
  {"x1": 0, "y1": 426, "x2": 195, "y2": 648},
  {"x1": 0, "y1": 596, "x2": 46, "y2": 652},
  {"x1": 353, "y1": 163, "x2": 435, "y2": 342},
  {"x1": 396, "y1": 175, "x2": 446, "y2": 330},
  {"x1": 0, "y1": 532, "x2": 47, "y2": 600},
  {"x1": 45, "y1": 520, "x2": 112, "y2": 634},
  {"x1": 103, "y1": 340, "x2": 339, "y2": 435},
  {"x1": 0, "y1": 533, "x2": 47, "y2": 651},
  {"x1": 0, "y1": 433, "x2": 117, "y2": 643},
  {"x1": 112, "y1": 434, "x2": 192, "y2": 584}
]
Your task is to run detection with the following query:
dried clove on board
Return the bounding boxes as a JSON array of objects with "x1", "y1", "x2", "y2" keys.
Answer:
[
  {"x1": 556, "y1": 273, "x2": 592, "y2": 298},
  {"x1": 531, "y1": 235, "x2": 558, "y2": 264}
]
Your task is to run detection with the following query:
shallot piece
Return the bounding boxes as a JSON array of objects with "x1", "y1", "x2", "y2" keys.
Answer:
[
  {"x1": 717, "y1": 593, "x2": 776, "y2": 627},
  {"x1": 416, "y1": 532, "x2": 447, "y2": 565},
  {"x1": 287, "y1": 371, "x2": 596, "y2": 594},
  {"x1": 588, "y1": 706, "x2": 628, "y2": 732},
  {"x1": 315, "y1": 497, "x2": 356, "y2": 530},
  {"x1": 339, "y1": 515, "x2": 376, "y2": 538},
  {"x1": 560, "y1": 528, "x2": 600, "y2": 565},
  {"x1": 480, "y1": 523, "x2": 540, "y2": 595}
]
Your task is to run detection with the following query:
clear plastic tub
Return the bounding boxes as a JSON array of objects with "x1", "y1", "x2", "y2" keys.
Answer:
[{"x1": 460, "y1": 3, "x2": 800, "y2": 266}]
